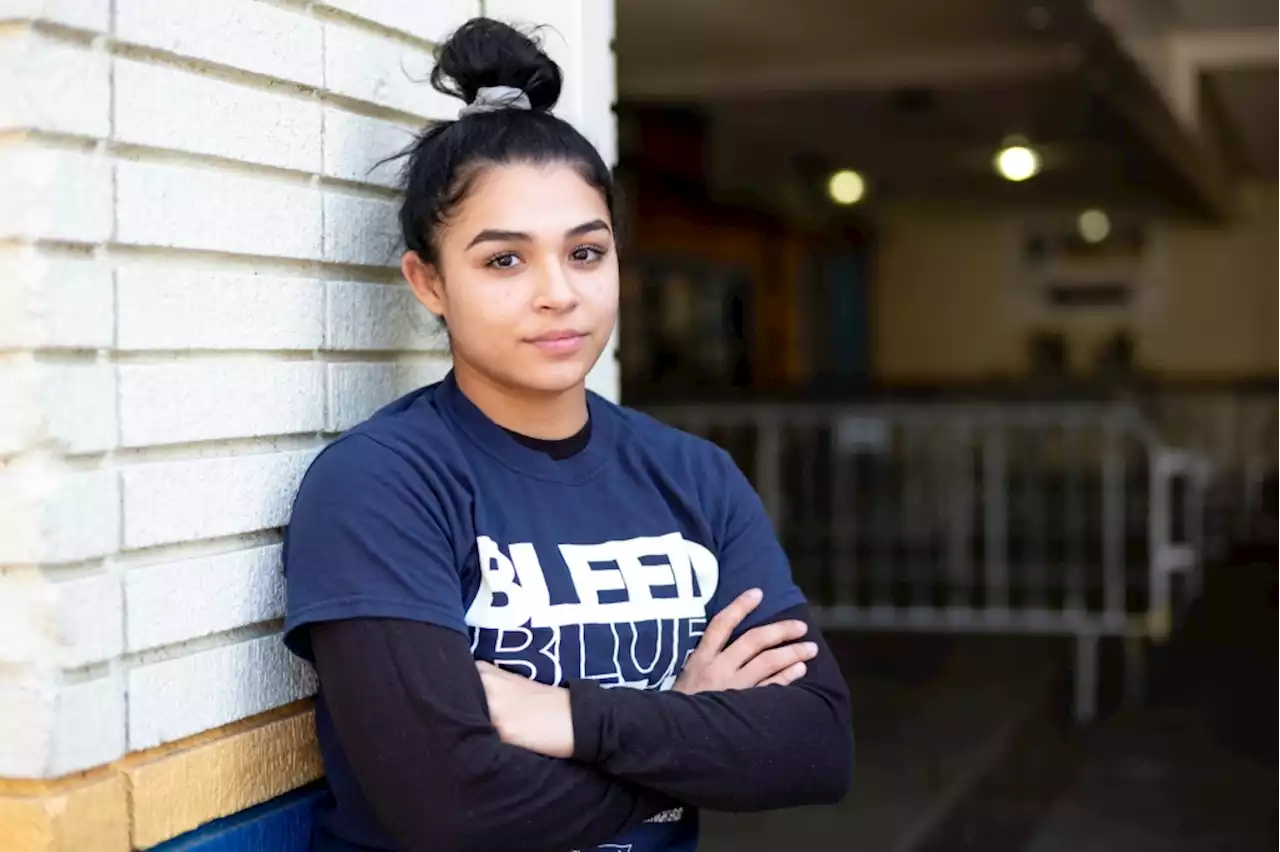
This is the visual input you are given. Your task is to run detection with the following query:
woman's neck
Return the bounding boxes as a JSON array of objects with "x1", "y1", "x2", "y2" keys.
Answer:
[{"x1": 453, "y1": 361, "x2": 588, "y2": 440}]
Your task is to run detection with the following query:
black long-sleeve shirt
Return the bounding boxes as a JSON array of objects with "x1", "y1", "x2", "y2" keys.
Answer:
[{"x1": 310, "y1": 603, "x2": 852, "y2": 852}]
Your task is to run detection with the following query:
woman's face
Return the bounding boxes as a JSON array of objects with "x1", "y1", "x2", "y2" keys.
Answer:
[{"x1": 405, "y1": 161, "x2": 618, "y2": 397}]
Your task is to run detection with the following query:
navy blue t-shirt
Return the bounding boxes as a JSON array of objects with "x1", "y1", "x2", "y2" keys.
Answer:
[{"x1": 283, "y1": 372, "x2": 806, "y2": 851}]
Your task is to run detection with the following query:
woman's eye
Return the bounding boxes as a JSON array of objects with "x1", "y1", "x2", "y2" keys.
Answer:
[
  {"x1": 571, "y1": 245, "x2": 606, "y2": 263},
  {"x1": 486, "y1": 252, "x2": 522, "y2": 270}
]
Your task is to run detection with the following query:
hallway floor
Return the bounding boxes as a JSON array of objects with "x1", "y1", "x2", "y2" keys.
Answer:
[
  {"x1": 1023, "y1": 557, "x2": 1277, "y2": 852},
  {"x1": 699, "y1": 555, "x2": 1277, "y2": 852},
  {"x1": 698, "y1": 633, "x2": 1061, "y2": 852}
]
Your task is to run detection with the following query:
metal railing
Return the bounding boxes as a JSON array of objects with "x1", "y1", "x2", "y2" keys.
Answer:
[
  {"x1": 645, "y1": 401, "x2": 1211, "y2": 724},
  {"x1": 1138, "y1": 387, "x2": 1277, "y2": 552}
]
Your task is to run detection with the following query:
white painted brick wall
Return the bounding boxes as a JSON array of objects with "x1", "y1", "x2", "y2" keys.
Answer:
[
  {"x1": 124, "y1": 545, "x2": 285, "y2": 653},
  {"x1": 0, "y1": 30, "x2": 110, "y2": 137},
  {"x1": 117, "y1": 361, "x2": 326, "y2": 447},
  {"x1": 0, "y1": 360, "x2": 119, "y2": 455},
  {"x1": 322, "y1": 107, "x2": 416, "y2": 187},
  {"x1": 115, "y1": 0, "x2": 324, "y2": 87},
  {"x1": 116, "y1": 268, "x2": 325, "y2": 351},
  {"x1": 0, "y1": 252, "x2": 115, "y2": 349},
  {"x1": 0, "y1": 148, "x2": 112, "y2": 243},
  {"x1": 113, "y1": 57, "x2": 323, "y2": 173},
  {"x1": 0, "y1": 0, "x2": 111, "y2": 33},
  {"x1": 0, "y1": 0, "x2": 616, "y2": 780},
  {"x1": 116, "y1": 160, "x2": 324, "y2": 259},
  {"x1": 322, "y1": 22, "x2": 455, "y2": 119},
  {"x1": 322, "y1": 191, "x2": 402, "y2": 266},
  {"x1": 121, "y1": 450, "x2": 317, "y2": 550},
  {"x1": 0, "y1": 675, "x2": 126, "y2": 777},
  {"x1": 128, "y1": 634, "x2": 316, "y2": 750},
  {"x1": 326, "y1": 280, "x2": 439, "y2": 350}
]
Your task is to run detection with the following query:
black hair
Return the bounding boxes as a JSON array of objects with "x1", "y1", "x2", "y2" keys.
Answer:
[{"x1": 397, "y1": 18, "x2": 615, "y2": 267}]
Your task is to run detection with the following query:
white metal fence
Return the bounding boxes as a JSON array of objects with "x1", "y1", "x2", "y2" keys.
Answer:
[
  {"x1": 646, "y1": 402, "x2": 1214, "y2": 724},
  {"x1": 1138, "y1": 387, "x2": 1277, "y2": 552}
]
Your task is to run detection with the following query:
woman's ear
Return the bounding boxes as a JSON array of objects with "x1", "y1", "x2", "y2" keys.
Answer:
[{"x1": 402, "y1": 251, "x2": 445, "y2": 319}]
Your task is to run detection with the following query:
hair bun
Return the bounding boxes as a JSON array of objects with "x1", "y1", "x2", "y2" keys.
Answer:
[{"x1": 431, "y1": 18, "x2": 562, "y2": 114}]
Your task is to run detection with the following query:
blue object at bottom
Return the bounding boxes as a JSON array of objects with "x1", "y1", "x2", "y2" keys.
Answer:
[{"x1": 147, "y1": 784, "x2": 323, "y2": 852}]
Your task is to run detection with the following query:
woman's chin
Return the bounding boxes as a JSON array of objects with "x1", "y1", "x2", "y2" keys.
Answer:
[{"x1": 519, "y1": 364, "x2": 593, "y2": 395}]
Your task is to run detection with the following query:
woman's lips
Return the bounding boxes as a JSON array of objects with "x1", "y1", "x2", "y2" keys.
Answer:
[{"x1": 527, "y1": 331, "x2": 586, "y2": 354}]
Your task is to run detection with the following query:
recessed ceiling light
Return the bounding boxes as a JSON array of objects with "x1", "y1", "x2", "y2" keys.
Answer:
[
  {"x1": 828, "y1": 169, "x2": 865, "y2": 205},
  {"x1": 994, "y1": 144, "x2": 1041, "y2": 182},
  {"x1": 1078, "y1": 208, "x2": 1111, "y2": 243}
]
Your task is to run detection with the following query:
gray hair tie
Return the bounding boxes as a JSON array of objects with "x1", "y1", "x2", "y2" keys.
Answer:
[{"x1": 459, "y1": 86, "x2": 532, "y2": 117}]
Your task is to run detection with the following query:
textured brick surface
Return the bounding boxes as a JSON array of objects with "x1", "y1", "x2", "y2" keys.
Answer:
[
  {"x1": 326, "y1": 358, "x2": 451, "y2": 431},
  {"x1": 322, "y1": 22, "x2": 455, "y2": 119},
  {"x1": 0, "y1": 362, "x2": 119, "y2": 455},
  {"x1": 0, "y1": 252, "x2": 114, "y2": 349},
  {"x1": 116, "y1": 268, "x2": 325, "y2": 351},
  {"x1": 322, "y1": 192, "x2": 402, "y2": 267},
  {"x1": 0, "y1": 0, "x2": 112, "y2": 32},
  {"x1": 125, "y1": 545, "x2": 285, "y2": 653},
  {"x1": 0, "y1": 674, "x2": 126, "y2": 777},
  {"x1": 314, "y1": 0, "x2": 478, "y2": 43},
  {"x1": 115, "y1": 0, "x2": 323, "y2": 87},
  {"x1": 127, "y1": 708, "x2": 322, "y2": 849},
  {"x1": 326, "y1": 280, "x2": 438, "y2": 350},
  {"x1": 0, "y1": 772, "x2": 130, "y2": 852},
  {"x1": 0, "y1": 460, "x2": 120, "y2": 564},
  {"x1": 321, "y1": 106, "x2": 414, "y2": 188},
  {"x1": 116, "y1": 160, "x2": 323, "y2": 260},
  {"x1": 0, "y1": 30, "x2": 110, "y2": 137},
  {"x1": 49, "y1": 572, "x2": 125, "y2": 668},
  {"x1": 127, "y1": 636, "x2": 317, "y2": 750},
  {"x1": 114, "y1": 58, "x2": 322, "y2": 173},
  {"x1": 120, "y1": 450, "x2": 316, "y2": 549},
  {"x1": 0, "y1": 148, "x2": 111, "y2": 244},
  {"x1": 117, "y1": 361, "x2": 325, "y2": 447}
]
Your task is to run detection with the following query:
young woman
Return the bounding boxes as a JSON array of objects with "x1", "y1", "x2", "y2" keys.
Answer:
[{"x1": 283, "y1": 18, "x2": 853, "y2": 852}]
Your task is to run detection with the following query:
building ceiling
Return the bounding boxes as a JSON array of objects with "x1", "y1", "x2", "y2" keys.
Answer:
[
  {"x1": 1169, "y1": 0, "x2": 1278, "y2": 30},
  {"x1": 1169, "y1": 0, "x2": 1278, "y2": 179},
  {"x1": 615, "y1": 0, "x2": 1276, "y2": 218}
]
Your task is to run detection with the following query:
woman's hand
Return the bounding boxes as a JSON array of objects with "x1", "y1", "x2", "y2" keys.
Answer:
[
  {"x1": 674, "y1": 589, "x2": 817, "y2": 695},
  {"x1": 478, "y1": 589, "x2": 816, "y2": 755},
  {"x1": 477, "y1": 662, "x2": 575, "y2": 759}
]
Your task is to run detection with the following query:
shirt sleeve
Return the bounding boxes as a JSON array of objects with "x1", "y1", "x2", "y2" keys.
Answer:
[
  {"x1": 312, "y1": 617, "x2": 677, "y2": 852},
  {"x1": 704, "y1": 446, "x2": 808, "y2": 633},
  {"x1": 567, "y1": 603, "x2": 854, "y2": 812},
  {"x1": 283, "y1": 433, "x2": 468, "y2": 661}
]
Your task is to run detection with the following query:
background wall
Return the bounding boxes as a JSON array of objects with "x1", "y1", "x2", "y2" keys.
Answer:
[
  {"x1": 0, "y1": 1, "x2": 616, "y2": 849},
  {"x1": 872, "y1": 181, "x2": 1277, "y2": 383}
]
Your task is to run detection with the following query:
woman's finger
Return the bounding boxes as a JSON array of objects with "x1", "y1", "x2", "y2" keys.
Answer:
[
  {"x1": 739, "y1": 641, "x2": 818, "y2": 686},
  {"x1": 757, "y1": 661, "x2": 807, "y2": 688},
  {"x1": 720, "y1": 619, "x2": 808, "y2": 670},
  {"x1": 694, "y1": 588, "x2": 762, "y2": 658}
]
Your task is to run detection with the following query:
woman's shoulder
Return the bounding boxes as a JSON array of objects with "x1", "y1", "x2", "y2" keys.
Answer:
[
  {"x1": 600, "y1": 396, "x2": 735, "y2": 476},
  {"x1": 299, "y1": 382, "x2": 469, "y2": 502}
]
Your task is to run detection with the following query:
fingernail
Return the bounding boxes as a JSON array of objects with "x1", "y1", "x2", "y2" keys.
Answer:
[
  {"x1": 747, "y1": 588, "x2": 763, "y2": 601},
  {"x1": 803, "y1": 642, "x2": 819, "y2": 655},
  {"x1": 792, "y1": 621, "x2": 809, "y2": 633}
]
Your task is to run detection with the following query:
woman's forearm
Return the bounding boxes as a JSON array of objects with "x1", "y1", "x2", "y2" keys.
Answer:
[
  {"x1": 312, "y1": 618, "x2": 676, "y2": 852},
  {"x1": 568, "y1": 604, "x2": 854, "y2": 812}
]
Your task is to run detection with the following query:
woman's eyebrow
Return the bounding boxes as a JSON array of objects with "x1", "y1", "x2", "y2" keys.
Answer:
[
  {"x1": 466, "y1": 219, "x2": 612, "y2": 250},
  {"x1": 565, "y1": 219, "x2": 611, "y2": 238},
  {"x1": 466, "y1": 229, "x2": 529, "y2": 249}
]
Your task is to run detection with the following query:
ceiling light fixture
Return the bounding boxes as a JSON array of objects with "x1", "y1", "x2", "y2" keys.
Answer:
[
  {"x1": 994, "y1": 142, "x2": 1041, "y2": 182},
  {"x1": 828, "y1": 169, "x2": 866, "y2": 205},
  {"x1": 1078, "y1": 208, "x2": 1111, "y2": 243}
]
